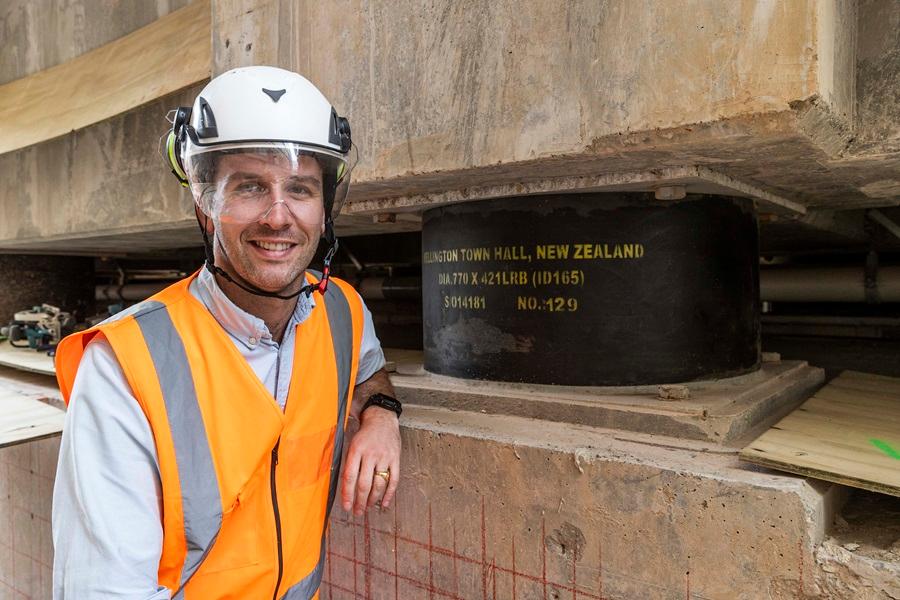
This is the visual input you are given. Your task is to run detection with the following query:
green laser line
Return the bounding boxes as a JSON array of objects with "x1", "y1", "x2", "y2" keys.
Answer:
[{"x1": 870, "y1": 439, "x2": 900, "y2": 460}]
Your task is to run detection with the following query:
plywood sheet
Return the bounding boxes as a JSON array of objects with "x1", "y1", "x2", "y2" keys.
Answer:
[
  {"x1": 740, "y1": 371, "x2": 900, "y2": 497},
  {"x1": 0, "y1": 341, "x2": 56, "y2": 376},
  {"x1": 0, "y1": 0, "x2": 210, "y2": 155},
  {"x1": 0, "y1": 387, "x2": 64, "y2": 448}
]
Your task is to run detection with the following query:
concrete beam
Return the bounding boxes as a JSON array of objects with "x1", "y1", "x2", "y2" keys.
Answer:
[
  {"x1": 0, "y1": 0, "x2": 192, "y2": 85},
  {"x1": 213, "y1": 0, "x2": 898, "y2": 214},
  {"x1": 0, "y1": 86, "x2": 201, "y2": 251},
  {"x1": 854, "y1": 0, "x2": 900, "y2": 155},
  {"x1": 0, "y1": 0, "x2": 211, "y2": 155},
  {"x1": 345, "y1": 165, "x2": 809, "y2": 217},
  {"x1": 322, "y1": 0, "x2": 827, "y2": 183},
  {"x1": 1, "y1": 0, "x2": 898, "y2": 251}
]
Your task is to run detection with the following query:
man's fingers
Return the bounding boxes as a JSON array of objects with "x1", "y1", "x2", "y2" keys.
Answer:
[
  {"x1": 341, "y1": 448, "x2": 361, "y2": 512},
  {"x1": 368, "y1": 464, "x2": 389, "y2": 508},
  {"x1": 354, "y1": 455, "x2": 376, "y2": 515},
  {"x1": 381, "y1": 458, "x2": 400, "y2": 509}
]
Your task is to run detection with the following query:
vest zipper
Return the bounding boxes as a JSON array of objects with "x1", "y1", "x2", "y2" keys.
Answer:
[
  {"x1": 271, "y1": 440, "x2": 284, "y2": 600},
  {"x1": 271, "y1": 344, "x2": 285, "y2": 600}
]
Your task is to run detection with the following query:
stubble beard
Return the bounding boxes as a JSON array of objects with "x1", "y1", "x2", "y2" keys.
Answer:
[{"x1": 216, "y1": 225, "x2": 320, "y2": 294}]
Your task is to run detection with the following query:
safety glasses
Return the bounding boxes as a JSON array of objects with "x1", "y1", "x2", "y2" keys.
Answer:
[{"x1": 184, "y1": 142, "x2": 356, "y2": 224}]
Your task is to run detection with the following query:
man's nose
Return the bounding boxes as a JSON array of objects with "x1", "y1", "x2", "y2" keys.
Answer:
[{"x1": 258, "y1": 190, "x2": 293, "y2": 229}]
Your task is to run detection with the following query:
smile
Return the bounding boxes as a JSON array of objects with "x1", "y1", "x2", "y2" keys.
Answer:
[{"x1": 251, "y1": 240, "x2": 296, "y2": 251}]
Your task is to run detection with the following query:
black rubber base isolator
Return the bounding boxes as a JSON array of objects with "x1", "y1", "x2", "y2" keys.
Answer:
[{"x1": 422, "y1": 193, "x2": 761, "y2": 386}]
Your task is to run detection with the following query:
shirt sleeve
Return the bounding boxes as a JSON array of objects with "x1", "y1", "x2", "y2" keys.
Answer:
[
  {"x1": 52, "y1": 337, "x2": 171, "y2": 600},
  {"x1": 355, "y1": 292, "x2": 387, "y2": 384}
]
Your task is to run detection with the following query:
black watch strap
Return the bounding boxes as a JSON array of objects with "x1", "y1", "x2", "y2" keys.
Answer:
[{"x1": 362, "y1": 393, "x2": 402, "y2": 417}]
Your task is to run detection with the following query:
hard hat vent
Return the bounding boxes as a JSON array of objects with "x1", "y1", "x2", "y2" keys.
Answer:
[
  {"x1": 195, "y1": 97, "x2": 218, "y2": 139},
  {"x1": 262, "y1": 88, "x2": 286, "y2": 103}
]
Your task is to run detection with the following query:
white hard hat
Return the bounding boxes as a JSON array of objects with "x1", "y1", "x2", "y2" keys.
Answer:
[{"x1": 164, "y1": 66, "x2": 354, "y2": 222}]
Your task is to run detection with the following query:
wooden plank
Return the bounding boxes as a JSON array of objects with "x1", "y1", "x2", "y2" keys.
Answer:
[
  {"x1": 828, "y1": 375, "x2": 900, "y2": 396},
  {"x1": 0, "y1": 0, "x2": 210, "y2": 155},
  {"x1": 0, "y1": 388, "x2": 65, "y2": 448},
  {"x1": 741, "y1": 371, "x2": 900, "y2": 497},
  {"x1": 0, "y1": 341, "x2": 56, "y2": 376}
]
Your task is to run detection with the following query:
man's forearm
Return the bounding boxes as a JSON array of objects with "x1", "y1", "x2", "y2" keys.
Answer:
[
  {"x1": 342, "y1": 367, "x2": 402, "y2": 514},
  {"x1": 350, "y1": 368, "x2": 396, "y2": 421}
]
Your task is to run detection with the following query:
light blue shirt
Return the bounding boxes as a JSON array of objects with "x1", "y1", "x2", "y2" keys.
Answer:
[{"x1": 52, "y1": 268, "x2": 385, "y2": 599}]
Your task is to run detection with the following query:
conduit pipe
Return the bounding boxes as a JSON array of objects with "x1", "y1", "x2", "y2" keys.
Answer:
[
  {"x1": 357, "y1": 277, "x2": 421, "y2": 300},
  {"x1": 761, "y1": 266, "x2": 900, "y2": 302},
  {"x1": 96, "y1": 282, "x2": 174, "y2": 302},
  {"x1": 98, "y1": 276, "x2": 423, "y2": 303}
]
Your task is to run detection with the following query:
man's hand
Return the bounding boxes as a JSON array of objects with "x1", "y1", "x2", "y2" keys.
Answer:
[{"x1": 341, "y1": 369, "x2": 401, "y2": 516}]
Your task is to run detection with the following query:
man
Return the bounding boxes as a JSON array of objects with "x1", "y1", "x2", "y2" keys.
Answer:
[{"x1": 52, "y1": 66, "x2": 402, "y2": 599}]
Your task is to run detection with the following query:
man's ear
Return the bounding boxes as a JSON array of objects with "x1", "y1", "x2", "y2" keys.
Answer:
[{"x1": 195, "y1": 205, "x2": 215, "y2": 233}]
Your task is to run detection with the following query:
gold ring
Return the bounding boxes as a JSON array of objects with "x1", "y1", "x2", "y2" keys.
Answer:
[{"x1": 374, "y1": 469, "x2": 391, "y2": 482}]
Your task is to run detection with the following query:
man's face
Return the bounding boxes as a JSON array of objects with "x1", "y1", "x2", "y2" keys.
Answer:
[{"x1": 206, "y1": 152, "x2": 325, "y2": 293}]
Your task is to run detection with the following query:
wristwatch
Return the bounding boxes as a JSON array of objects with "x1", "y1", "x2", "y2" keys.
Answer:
[{"x1": 362, "y1": 393, "x2": 403, "y2": 418}]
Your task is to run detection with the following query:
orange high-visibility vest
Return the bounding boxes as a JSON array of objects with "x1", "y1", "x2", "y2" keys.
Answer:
[{"x1": 56, "y1": 271, "x2": 363, "y2": 599}]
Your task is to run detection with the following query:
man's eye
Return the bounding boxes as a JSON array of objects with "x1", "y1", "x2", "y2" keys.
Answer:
[
  {"x1": 236, "y1": 182, "x2": 265, "y2": 193},
  {"x1": 286, "y1": 185, "x2": 312, "y2": 196}
]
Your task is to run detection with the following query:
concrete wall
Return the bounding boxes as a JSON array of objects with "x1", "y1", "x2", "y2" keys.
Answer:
[
  {"x1": 322, "y1": 406, "x2": 841, "y2": 599},
  {"x1": 0, "y1": 436, "x2": 60, "y2": 599},
  {"x1": 0, "y1": 256, "x2": 94, "y2": 326}
]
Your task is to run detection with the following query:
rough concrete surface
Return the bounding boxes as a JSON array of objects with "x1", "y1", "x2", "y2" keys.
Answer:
[
  {"x1": 0, "y1": 0, "x2": 897, "y2": 252},
  {"x1": 855, "y1": 0, "x2": 900, "y2": 152},
  {"x1": 0, "y1": 381, "x2": 895, "y2": 599},
  {"x1": 304, "y1": 0, "x2": 828, "y2": 179},
  {"x1": 0, "y1": 85, "x2": 201, "y2": 247},
  {"x1": 390, "y1": 361, "x2": 825, "y2": 444},
  {"x1": 0, "y1": 0, "x2": 191, "y2": 85},
  {"x1": 214, "y1": 0, "x2": 898, "y2": 213},
  {"x1": 0, "y1": 435, "x2": 60, "y2": 599},
  {"x1": 816, "y1": 541, "x2": 900, "y2": 599},
  {"x1": 323, "y1": 405, "x2": 839, "y2": 599},
  {"x1": 814, "y1": 491, "x2": 900, "y2": 599}
]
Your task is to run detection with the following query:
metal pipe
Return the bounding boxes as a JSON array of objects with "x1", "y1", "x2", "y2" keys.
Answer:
[
  {"x1": 95, "y1": 282, "x2": 174, "y2": 302},
  {"x1": 760, "y1": 266, "x2": 900, "y2": 302},
  {"x1": 98, "y1": 276, "x2": 425, "y2": 303},
  {"x1": 358, "y1": 277, "x2": 421, "y2": 300},
  {"x1": 761, "y1": 314, "x2": 900, "y2": 339}
]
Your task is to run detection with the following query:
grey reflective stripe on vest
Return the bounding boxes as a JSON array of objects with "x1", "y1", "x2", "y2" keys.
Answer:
[
  {"x1": 281, "y1": 281, "x2": 353, "y2": 599},
  {"x1": 133, "y1": 302, "x2": 223, "y2": 598},
  {"x1": 280, "y1": 540, "x2": 325, "y2": 600}
]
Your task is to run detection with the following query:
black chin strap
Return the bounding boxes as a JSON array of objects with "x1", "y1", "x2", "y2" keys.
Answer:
[{"x1": 197, "y1": 215, "x2": 338, "y2": 300}]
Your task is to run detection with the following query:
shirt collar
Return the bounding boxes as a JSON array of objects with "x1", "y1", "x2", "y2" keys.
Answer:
[{"x1": 190, "y1": 266, "x2": 314, "y2": 349}]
